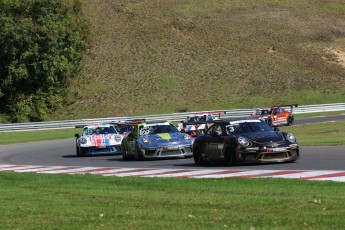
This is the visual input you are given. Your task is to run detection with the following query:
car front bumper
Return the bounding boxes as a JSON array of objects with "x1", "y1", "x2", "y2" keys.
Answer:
[
  {"x1": 237, "y1": 145, "x2": 299, "y2": 163},
  {"x1": 86, "y1": 145, "x2": 122, "y2": 155},
  {"x1": 139, "y1": 145, "x2": 193, "y2": 158}
]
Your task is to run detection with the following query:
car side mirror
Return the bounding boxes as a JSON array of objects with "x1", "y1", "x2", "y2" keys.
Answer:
[
  {"x1": 273, "y1": 127, "x2": 279, "y2": 132},
  {"x1": 75, "y1": 134, "x2": 80, "y2": 138}
]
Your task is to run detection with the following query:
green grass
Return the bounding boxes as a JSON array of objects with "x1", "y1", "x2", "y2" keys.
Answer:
[
  {"x1": 294, "y1": 110, "x2": 345, "y2": 119},
  {"x1": 280, "y1": 120, "x2": 345, "y2": 146},
  {"x1": 1, "y1": 172, "x2": 345, "y2": 229},
  {"x1": 0, "y1": 128, "x2": 81, "y2": 145},
  {"x1": 44, "y1": 0, "x2": 345, "y2": 121}
]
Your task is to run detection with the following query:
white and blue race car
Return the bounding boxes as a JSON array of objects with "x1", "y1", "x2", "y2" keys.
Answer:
[{"x1": 75, "y1": 123, "x2": 123, "y2": 156}]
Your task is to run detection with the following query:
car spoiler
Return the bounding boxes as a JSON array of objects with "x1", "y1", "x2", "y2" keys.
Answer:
[
  {"x1": 116, "y1": 119, "x2": 146, "y2": 124},
  {"x1": 144, "y1": 120, "x2": 169, "y2": 124},
  {"x1": 274, "y1": 104, "x2": 298, "y2": 112},
  {"x1": 182, "y1": 120, "x2": 220, "y2": 125}
]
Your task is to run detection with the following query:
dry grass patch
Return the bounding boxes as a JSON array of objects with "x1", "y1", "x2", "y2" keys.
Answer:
[{"x1": 50, "y1": 0, "x2": 345, "y2": 120}]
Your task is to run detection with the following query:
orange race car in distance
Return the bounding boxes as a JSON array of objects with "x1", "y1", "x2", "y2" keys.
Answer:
[{"x1": 248, "y1": 104, "x2": 298, "y2": 127}]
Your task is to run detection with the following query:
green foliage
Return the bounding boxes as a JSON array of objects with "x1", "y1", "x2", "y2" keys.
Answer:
[{"x1": 0, "y1": 0, "x2": 88, "y2": 122}]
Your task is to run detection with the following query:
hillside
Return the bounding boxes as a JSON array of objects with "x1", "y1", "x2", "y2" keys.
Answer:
[{"x1": 51, "y1": 0, "x2": 345, "y2": 120}]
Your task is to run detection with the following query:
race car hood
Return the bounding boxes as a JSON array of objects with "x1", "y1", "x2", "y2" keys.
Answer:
[
  {"x1": 140, "y1": 133, "x2": 192, "y2": 146},
  {"x1": 242, "y1": 132, "x2": 285, "y2": 143},
  {"x1": 81, "y1": 134, "x2": 122, "y2": 147},
  {"x1": 150, "y1": 133, "x2": 185, "y2": 142}
]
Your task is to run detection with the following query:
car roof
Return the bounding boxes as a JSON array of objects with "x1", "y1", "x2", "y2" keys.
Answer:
[
  {"x1": 142, "y1": 121, "x2": 170, "y2": 126},
  {"x1": 186, "y1": 118, "x2": 262, "y2": 125},
  {"x1": 85, "y1": 123, "x2": 114, "y2": 128}
]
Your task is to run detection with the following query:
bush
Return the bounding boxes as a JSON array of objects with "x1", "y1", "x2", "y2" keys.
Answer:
[{"x1": 0, "y1": 0, "x2": 88, "y2": 122}]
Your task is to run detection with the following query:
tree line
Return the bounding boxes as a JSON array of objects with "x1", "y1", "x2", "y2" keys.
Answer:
[{"x1": 0, "y1": 0, "x2": 88, "y2": 122}]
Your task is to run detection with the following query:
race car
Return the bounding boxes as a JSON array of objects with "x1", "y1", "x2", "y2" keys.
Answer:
[
  {"x1": 121, "y1": 121, "x2": 193, "y2": 160},
  {"x1": 192, "y1": 118, "x2": 299, "y2": 165},
  {"x1": 74, "y1": 123, "x2": 123, "y2": 156},
  {"x1": 248, "y1": 105, "x2": 298, "y2": 127},
  {"x1": 177, "y1": 112, "x2": 222, "y2": 137}
]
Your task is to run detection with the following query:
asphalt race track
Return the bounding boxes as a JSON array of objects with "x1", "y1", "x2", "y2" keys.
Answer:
[{"x1": 0, "y1": 114, "x2": 344, "y2": 171}]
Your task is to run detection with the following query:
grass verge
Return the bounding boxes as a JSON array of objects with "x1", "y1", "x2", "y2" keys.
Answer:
[
  {"x1": 280, "y1": 120, "x2": 345, "y2": 146},
  {"x1": 0, "y1": 128, "x2": 82, "y2": 145},
  {"x1": 1, "y1": 172, "x2": 345, "y2": 229}
]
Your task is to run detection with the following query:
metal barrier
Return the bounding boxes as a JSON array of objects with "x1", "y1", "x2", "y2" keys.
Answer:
[{"x1": 0, "y1": 102, "x2": 344, "y2": 132}]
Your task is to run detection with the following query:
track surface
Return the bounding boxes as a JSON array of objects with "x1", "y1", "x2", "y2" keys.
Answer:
[{"x1": 1, "y1": 114, "x2": 344, "y2": 170}]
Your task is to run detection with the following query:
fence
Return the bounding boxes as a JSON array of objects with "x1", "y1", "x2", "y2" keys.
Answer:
[{"x1": 0, "y1": 102, "x2": 344, "y2": 132}]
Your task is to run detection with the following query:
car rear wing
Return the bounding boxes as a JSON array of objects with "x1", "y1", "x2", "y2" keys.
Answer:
[
  {"x1": 116, "y1": 119, "x2": 146, "y2": 124},
  {"x1": 144, "y1": 120, "x2": 169, "y2": 124},
  {"x1": 274, "y1": 104, "x2": 298, "y2": 112},
  {"x1": 182, "y1": 120, "x2": 220, "y2": 126}
]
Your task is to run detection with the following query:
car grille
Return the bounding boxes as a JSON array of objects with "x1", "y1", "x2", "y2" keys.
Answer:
[
  {"x1": 91, "y1": 146, "x2": 120, "y2": 154},
  {"x1": 161, "y1": 150, "x2": 182, "y2": 156},
  {"x1": 262, "y1": 152, "x2": 288, "y2": 159},
  {"x1": 144, "y1": 146, "x2": 192, "y2": 157}
]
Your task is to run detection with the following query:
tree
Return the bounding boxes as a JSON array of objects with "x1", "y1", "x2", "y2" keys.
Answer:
[{"x1": 0, "y1": 0, "x2": 88, "y2": 122}]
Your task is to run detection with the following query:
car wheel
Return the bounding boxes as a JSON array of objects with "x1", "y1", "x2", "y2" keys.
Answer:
[
  {"x1": 224, "y1": 146, "x2": 237, "y2": 166},
  {"x1": 78, "y1": 147, "x2": 88, "y2": 157},
  {"x1": 287, "y1": 116, "x2": 294, "y2": 126},
  {"x1": 121, "y1": 144, "x2": 129, "y2": 160},
  {"x1": 193, "y1": 146, "x2": 204, "y2": 166},
  {"x1": 76, "y1": 145, "x2": 80, "y2": 156},
  {"x1": 134, "y1": 143, "x2": 145, "y2": 160},
  {"x1": 267, "y1": 117, "x2": 273, "y2": 126}
]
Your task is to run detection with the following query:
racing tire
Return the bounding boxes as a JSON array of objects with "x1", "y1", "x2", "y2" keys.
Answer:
[
  {"x1": 77, "y1": 147, "x2": 89, "y2": 157},
  {"x1": 193, "y1": 146, "x2": 204, "y2": 166},
  {"x1": 76, "y1": 145, "x2": 80, "y2": 156},
  {"x1": 134, "y1": 143, "x2": 145, "y2": 161},
  {"x1": 267, "y1": 117, "x2": 273, "y2": 127},
  {"x1": 224, "y1": 146, "x2": 237, "y2": 166},
  {"x1": 287, "y1": 116, "x2": 294, "y2": 126},
  {"x1": 121, "y1": 144, "x2": 130, "y2": 160}
]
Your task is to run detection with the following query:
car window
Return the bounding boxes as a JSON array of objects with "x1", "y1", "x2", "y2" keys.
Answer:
[
  {"x1": 140, "y1": 124, "x2": 178, "y2": 135},
  {"x1": 85, "y1": 126, "x2": 117, "y2": 135},
  {"x1": 236, "y1": 122, "x2": 273, "y2": 134},
  {"x1": 236, "y1": 123, "x2": 252, "y2": 134},
  {"x1": 211, "y1": 125, "x2": 223, "y2": 135}
]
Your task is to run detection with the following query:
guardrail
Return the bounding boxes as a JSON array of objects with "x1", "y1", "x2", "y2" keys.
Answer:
[{"x1": 0, "y1": 102, "x2": 344, "y2": 132}]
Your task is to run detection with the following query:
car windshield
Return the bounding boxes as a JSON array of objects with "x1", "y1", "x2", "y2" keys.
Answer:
[
  {"x1": 255, "y1": 110, "x2": 269, "y2": 115},
  {"x1": 226, "y1": 121, "x2": 273, "y2": 135},
  {"x1": 84, "y1": 126, "x2": 117, "y2": 135},
  {"x1": 118, "y1": 124, "x2": 134, "y2": 134},
  {"x1": 139, "y1": 124, "x2": 178, "y2": 135},
  {"x1": 184, "y1": 115, "x2": 205, "y2": 122}
]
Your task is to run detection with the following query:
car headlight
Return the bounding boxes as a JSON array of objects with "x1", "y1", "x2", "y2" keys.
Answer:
[
  {"x1": 184, "y1": 134, "x2": 191, "y2": 141},
  {"x1": 143, "y1": 137, "x2": 150, "y2": 144},
  {"x1": 238, "y1": 136, "x2": 250, "y2": 147},
  {"x1": 286, "y1": 133, "x2": 296, "y2": 143},
  {"x1": 114, "y1": 135, "x2": 122, "y2": 142},
  {"x1": 79, "y1": 138, "x2": 87, "y2": 144}
]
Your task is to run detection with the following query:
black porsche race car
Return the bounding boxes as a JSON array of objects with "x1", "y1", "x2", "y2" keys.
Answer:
[{"x1": 192, "y1": 118, "x2": 299, "y2": 165}]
